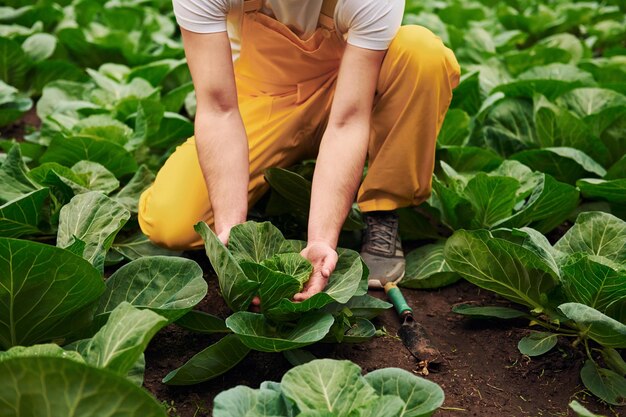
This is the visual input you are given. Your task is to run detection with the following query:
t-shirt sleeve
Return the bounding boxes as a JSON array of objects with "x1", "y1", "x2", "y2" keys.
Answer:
[
  {"x1": 336, "y1": 0, "x2": 405, "y2": 50},
  {"x1": 172, "y1": 0, "x2": 230, "y2": 33}
]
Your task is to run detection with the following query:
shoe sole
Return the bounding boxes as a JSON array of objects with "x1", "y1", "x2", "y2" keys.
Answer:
[{"x1": 368, "y1": 270, "x2": 406, "y2": 290}]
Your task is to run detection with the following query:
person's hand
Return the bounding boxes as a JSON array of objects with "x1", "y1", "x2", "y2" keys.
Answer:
[
  {"x1": 293, "y1": 241, "x2": 338, "y2": 301},
  {"x1": 217, "y1": 227, "x2": 232, "y2": 246}
]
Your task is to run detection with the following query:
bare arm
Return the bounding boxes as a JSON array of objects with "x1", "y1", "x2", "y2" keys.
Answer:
[
  {"x1": 181, "y1": 29, "x2": 248, "y2": 242},
  {"x1": 295, "y1": 45, "x2": 385, "y2": 300}
]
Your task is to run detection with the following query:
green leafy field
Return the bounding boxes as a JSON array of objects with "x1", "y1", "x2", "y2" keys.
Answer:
[{"x1": 0, "y1": 0, "x2": 624, "y2": 415}]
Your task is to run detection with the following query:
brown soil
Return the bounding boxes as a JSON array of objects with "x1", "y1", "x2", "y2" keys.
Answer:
[
  {"x1": 0, "y1": 107, "x2": 41, "y2": 141},
  {"x1": 143, "y1": 263, "x2": 619, "y2": 417}
]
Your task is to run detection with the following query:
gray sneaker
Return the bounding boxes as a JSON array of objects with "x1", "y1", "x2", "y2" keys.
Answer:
[{"x1": 360, "y1": 211, "x2": 405, "y2": 289}]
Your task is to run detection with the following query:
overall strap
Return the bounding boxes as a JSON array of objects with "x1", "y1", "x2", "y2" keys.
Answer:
[
  {"x1": 318, "y1": 0, "x2": 338, "y2": 29},
  {"x1": 243, "y1": 0, "x2": 263, "y2": 12}
]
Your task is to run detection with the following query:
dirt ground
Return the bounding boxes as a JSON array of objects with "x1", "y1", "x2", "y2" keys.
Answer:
[
  {"x1": 0, "y1": 107, "x2": 40, "y2": 141},
  {"x1": 143, "y1": 263, "x2": 619, "y2": 417}
]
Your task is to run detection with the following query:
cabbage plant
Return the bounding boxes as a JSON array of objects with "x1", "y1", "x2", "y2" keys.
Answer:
[
  {"x1": 0, "y1": 80, "x2": 32, "y2": 127},
  {"x1": 0, "y1": 231, "x2": 207, "y2": 385},
  {"x1": 445, "y1": 211, "x2": 626, "y2": 405},
  {"x1": 0, "y1": 235, "x2": 206, "y2": 350},
  {"x1": 0, "y1": 345, "x2": 167, "y2": 417},
  {"x1": 212, "y1": 359, "x2": 444, "y2": 417},
  {"x1": 430, "y1": 160, "x2": 580, "y2": 233},
  {"x1": 164, "y1": 221, "x2": 391, "y2": 385}
]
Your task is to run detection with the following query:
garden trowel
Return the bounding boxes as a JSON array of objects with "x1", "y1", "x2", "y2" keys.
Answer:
[{"x1": 378, "y1": 278, "x2": 441, "y2": 374}]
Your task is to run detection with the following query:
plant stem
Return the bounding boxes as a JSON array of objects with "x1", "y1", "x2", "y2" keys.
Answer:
[
  {"x1": 530, "y1": 318, "x2": 578, "y2": 334},
  {"x1": 583, "y1": 339, "x2": 594, "y2": 361},
  {"x1": 552, "y1": 333, "x2": 578, "y2": 338}
]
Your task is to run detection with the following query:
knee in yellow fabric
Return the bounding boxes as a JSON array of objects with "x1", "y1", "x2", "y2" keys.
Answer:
[
  {"x1": 390, "y1": 25, "x2": 461, "y2": 85},
  {"x1": 147, "y1": 223, "x2": 198, "y2": 251},
  {"x1": 138, "y1": 189, "x2": 203, "y2": 251}
]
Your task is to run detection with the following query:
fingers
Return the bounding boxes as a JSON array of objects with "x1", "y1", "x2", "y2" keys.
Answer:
[
  {"x1": 293, "y1": 271, "x2": 327, "y2": 301},
  {"x1": 294, "y1": 242, "x2": 338, "y2": 301},
  {"x1": 217, "y1": 230, "x2": 230, "y2": 246},
  {"x1": 249, "y1": 296, "x2": 261, "y2": 312},
  {"x1": 321, "y1": 251, "x2": 338, "y2": 278}
]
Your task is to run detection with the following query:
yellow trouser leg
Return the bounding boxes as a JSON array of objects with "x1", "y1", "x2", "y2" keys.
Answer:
[
  {"x1": 138, "y1": 136, "x2": 210, "y2": 250},
  {"x1": 357, "y1": 25, "x2": 461, "y2": 212}
]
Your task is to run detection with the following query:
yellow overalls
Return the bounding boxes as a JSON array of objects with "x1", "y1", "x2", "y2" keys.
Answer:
[{"x1": 138, "y1": 0, "x2": 461, "y2": 250}]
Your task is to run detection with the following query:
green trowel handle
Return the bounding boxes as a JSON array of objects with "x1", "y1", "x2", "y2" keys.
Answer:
[{"x1": 384, "y1": 282, "x2": 413, "y2": 316}]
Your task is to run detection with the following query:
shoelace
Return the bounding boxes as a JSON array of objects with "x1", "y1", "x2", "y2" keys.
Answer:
[{"x1": 365, "y1": 215, "x2": 398, "y2": 254}]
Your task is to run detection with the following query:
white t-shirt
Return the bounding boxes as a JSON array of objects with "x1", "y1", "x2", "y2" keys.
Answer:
[{"x1": 172, "y1": 0, "x2": 405, "y2": 51}]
